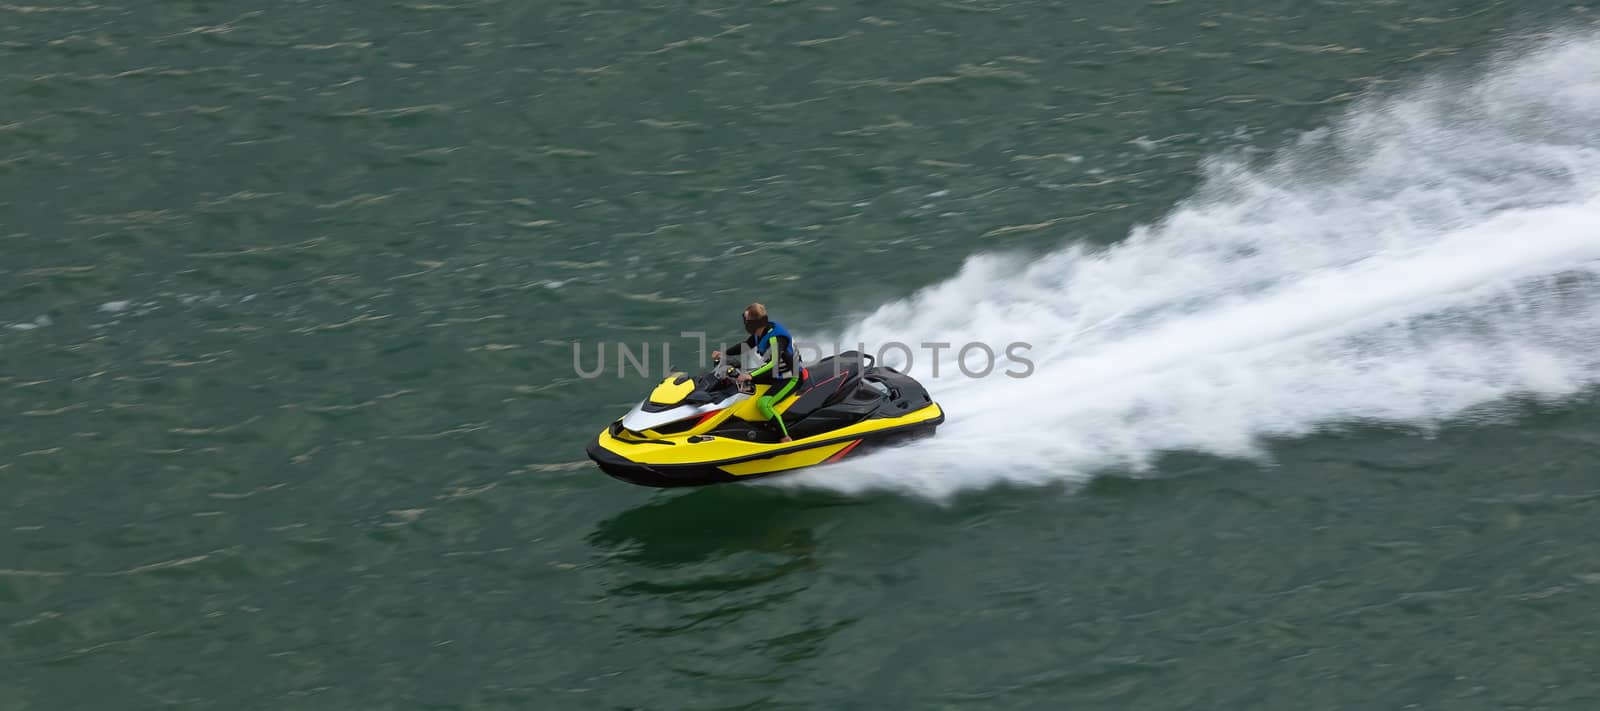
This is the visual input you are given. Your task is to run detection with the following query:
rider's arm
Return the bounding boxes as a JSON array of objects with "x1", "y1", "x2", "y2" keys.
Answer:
[
  {"x1": 748, "y1": 336, "x2": 781, "y2": 376},
  {"x1": 715, "y1": 341, "x2": 747, "y2": 366}
]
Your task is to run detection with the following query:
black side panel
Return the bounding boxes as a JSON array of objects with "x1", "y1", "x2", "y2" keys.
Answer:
[
  {"x1": 708, "y1": 419, "x2": 787, "y2": 444},
  {"x1": 782, "y1": 365, "x2": 934, "y2": 439},
  {"x1": 867, "y1": 367, "x2": 935, "y2": 418},
  {"x1": 782, "y1": 369, "x2": 854, "y2": 421},
  {"x1": 785, "y1": 409, "x2": 869, "y2": 440},
  {"x1": 783, "y1": 351, "x2": 870, "y2": 421},
  {"x1": 706, "y1": 355, "x2": 939, "y2": 442}
]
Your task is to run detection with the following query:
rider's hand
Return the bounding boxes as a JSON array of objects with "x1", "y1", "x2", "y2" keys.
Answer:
[{"x1": 711, "y1": 350, "x2": 721, "y2": 362}]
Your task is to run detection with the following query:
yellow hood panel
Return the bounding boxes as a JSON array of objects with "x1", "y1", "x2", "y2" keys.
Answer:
[{"x1": 647, "y1": 373, "x2": 695, "y2": 405}]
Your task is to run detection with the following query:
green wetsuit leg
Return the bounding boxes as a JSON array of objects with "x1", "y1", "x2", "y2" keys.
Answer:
[
  {"x1": 749, "y1": 333, "x2": 799, "y2": 438},
  {"x1": 758, "y1": 377, "x2": 798, "y2": 438}
]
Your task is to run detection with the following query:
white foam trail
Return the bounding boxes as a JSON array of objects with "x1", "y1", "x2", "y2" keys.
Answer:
[{"x1": 779, "y1": 32, "x2": 1600, "y2": 498}]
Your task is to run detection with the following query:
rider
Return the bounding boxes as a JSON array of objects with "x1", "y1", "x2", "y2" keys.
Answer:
[{"x1": 711, "y1": 303, "x2": 803, "y2": 443}]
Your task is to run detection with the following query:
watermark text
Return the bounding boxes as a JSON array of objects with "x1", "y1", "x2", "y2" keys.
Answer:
[{"x1": 570, "y1": 331, "x2": 1034, "y2": 380}]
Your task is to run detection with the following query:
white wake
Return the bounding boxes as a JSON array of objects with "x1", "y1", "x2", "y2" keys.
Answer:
[{"x1": 781, "y1": 32, "x2": 1600, "y2": 498}]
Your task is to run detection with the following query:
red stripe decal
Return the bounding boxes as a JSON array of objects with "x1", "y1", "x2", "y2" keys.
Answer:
[
  {"x1": 826, "y1": 439, "x2": 862, "y2": 463},
  {"x1": 797, "y1": 372, "x2": 843, "y2": 396}
]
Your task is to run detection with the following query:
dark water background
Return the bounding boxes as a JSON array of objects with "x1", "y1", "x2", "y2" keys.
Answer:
[{"x1": 4, "y1": 0, "x2": 1600, "y2": 708}]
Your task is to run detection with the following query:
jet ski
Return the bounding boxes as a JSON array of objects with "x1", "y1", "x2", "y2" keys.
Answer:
[{"x1": 586, "y1": 350, "x2": 944, "y2": 487}]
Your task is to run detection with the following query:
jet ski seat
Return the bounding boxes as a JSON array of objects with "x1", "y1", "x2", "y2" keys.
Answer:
[{"x1": 780, "y1": 351, "x2": 871, "y2": 422}]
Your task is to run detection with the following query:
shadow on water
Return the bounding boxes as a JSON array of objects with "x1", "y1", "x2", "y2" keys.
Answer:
[
  {"x1": 583, "y1": 485, "x2": 875, "y2": 653},
  {"x1": 586, "y1": 483, "x2": 864, "y2": 569}
]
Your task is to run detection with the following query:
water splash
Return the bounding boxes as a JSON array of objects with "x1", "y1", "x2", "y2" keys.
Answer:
[{"x1": 781, "y1": 32, "x2": 1600, "y2": 498}]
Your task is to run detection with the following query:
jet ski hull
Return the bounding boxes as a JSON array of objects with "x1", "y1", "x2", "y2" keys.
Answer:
[
  {"x1": 587, "y1": 405, "x2": 943, "y2": 488},
  {"x1": 586, "y1": 351, "x2": 944, "y2": 488}
]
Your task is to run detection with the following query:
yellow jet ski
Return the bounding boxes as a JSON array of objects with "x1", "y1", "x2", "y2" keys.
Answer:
[{"x1": 587, "y1": 350, "x2": 944, "y2": 487}]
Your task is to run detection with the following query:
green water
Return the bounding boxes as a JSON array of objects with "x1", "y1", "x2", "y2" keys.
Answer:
[{"x1": 5, "y1": 0, "x2": 1600, "y2": 708}]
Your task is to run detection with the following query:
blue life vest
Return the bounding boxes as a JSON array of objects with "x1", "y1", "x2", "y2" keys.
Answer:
[
  {"x1": 748, "y1": 320, "x2": 800, "y2": 381},
  {"x1": 752, "y1": 320, "x2": 795, "y2": 358}
]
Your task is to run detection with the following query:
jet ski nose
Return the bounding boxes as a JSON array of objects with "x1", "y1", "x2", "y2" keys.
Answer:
[{"x1": 587, "y1": 440, "x2": 663, "y2": 485}]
